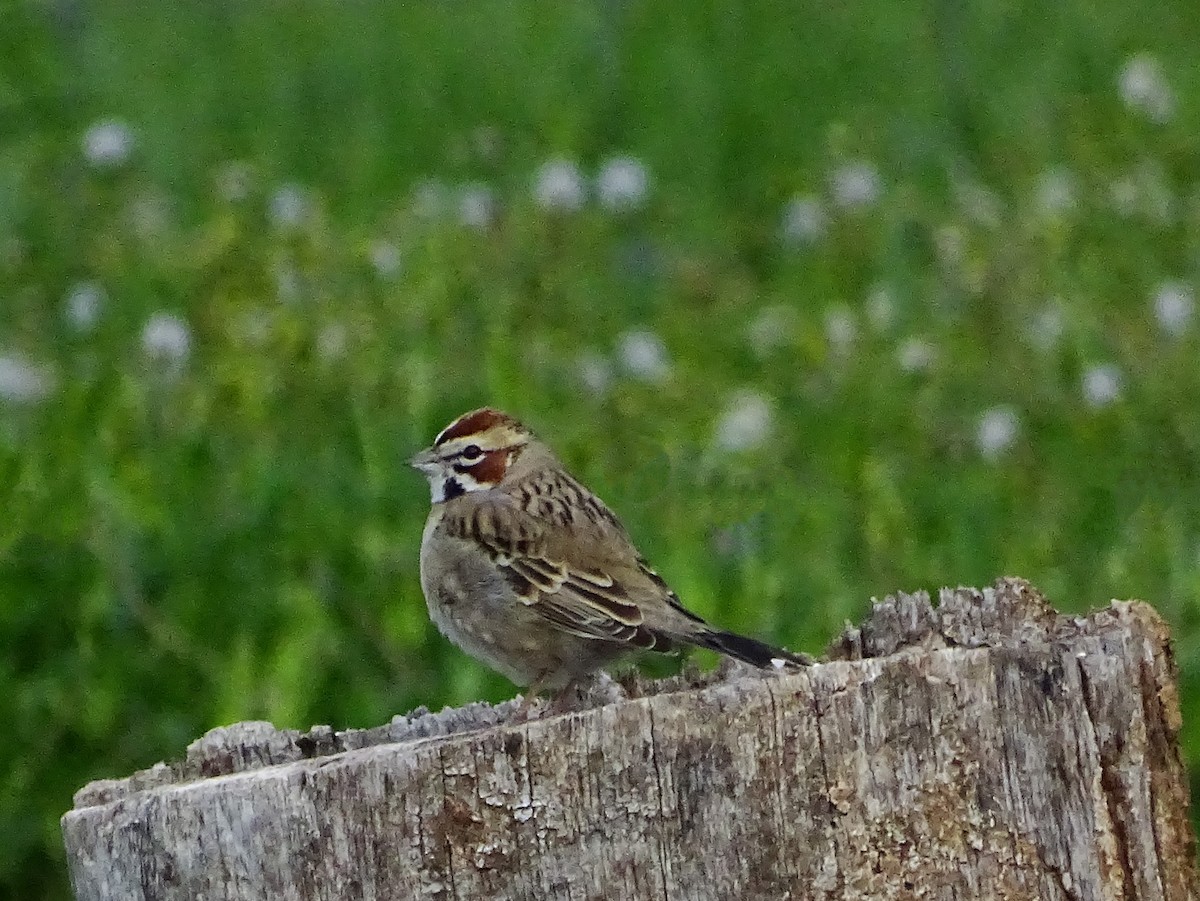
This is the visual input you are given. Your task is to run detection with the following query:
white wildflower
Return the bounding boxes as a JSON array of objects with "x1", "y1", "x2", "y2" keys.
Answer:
[
  {"x1": 596, "y1": 156, "x2": 650, "y2": 211},
  {"x1": 82, "y1": 119, "x2": 134, "y2": 168},
  {"x1": 976, "y1": 406, "x2": 1020, "y2": 461},
  {"x1": 1118, "y1": 53, "x2": 1175, "y2": 124},
  {"x1": 745, "y1": 304, "x2": 796, "y2": 356},
  {"x1": 824, "y1": 305, "x2": 857, "y2": 354},
  {"x1": 1109, "y1": 163, "x2": 1175, "y2": 225},
  {"x1": 316, "y1": 323, "x2": 347, "y2": 361},
  {"x1": 934, "y1": 224, "x2": 966, "y2": 272},
  {"x1": 829, "y1": 159, "x2": 881, "y2": 210},
  {"x1": 955, "y1": 179, "x2": 1002, "y2": 228},
  {"x1": 141, "y1": 313, "x2": 191, "y2": 364},
  {"x1": 1082, "y1": 364, "x2": 1122, "y2": 408},
  {"x1": 533, "y1": 158, "x2": 585, "y2": 211},
  {"x1": 214, "y1": 161, "x2": 254, "y2": 203},
  {"x1": 1152, "y1": 281, "x2": 1194, "y2": 337},
  {"x1": 1034, "y1": 167, "x2": 1077, "y2": 218},
  {"x1": 780, "y1": 194, "x2": 827, "y2": 245},
  {"x1": 576, "y1": 351, "x2": 614, "y2": 398},
  {"x1": 897, "y1": 338, "x2": 936, "y2": 373},
  {"x1": 64, "y1": 281, "x2": 105, "y2": 332},
  {"x1": 865, "y1": 283, "x2": 896, "y2": 333},
  {"x1": 1109, "y1": 177, "x2": 1140, "y2": 218},
  {"x1": 0, "y1": 355, "x2": 53, "y2": 404},
  {"x1": 368, "y1": 241, "x2": 402, "y2": 280},
  {"x1": 458, "y1": 183, "x2": 496, "y2": 229},
  {"x1": 713, "y1": 391, "x2": 775, "y2": 452},
  {"x1": 239, "y1": 308, "x2": 274, "y2": 347},
  {"x1": 616, "y1": 329, "x2": 670, "y2": 382},
  {"x1": 1027, "y1": 301, "x2": 1065, "y2": 353},
  {"x1": 268, "y1": 183, "x2": 311, "y2": 230}
]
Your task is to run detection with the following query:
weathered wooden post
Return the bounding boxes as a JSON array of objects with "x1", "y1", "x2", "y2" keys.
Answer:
[{"x1": 62, "y1": 578, "x2": 1198, "y2": 899}]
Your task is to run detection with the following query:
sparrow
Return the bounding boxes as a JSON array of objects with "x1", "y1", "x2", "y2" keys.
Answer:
[{"x1": 410, "y1": 407, "x2": 808, "y2": 706}]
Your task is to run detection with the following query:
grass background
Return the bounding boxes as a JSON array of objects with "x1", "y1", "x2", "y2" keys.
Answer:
[{"x1": 5, "y1": 0, "x2": 1200, "y2": 896}]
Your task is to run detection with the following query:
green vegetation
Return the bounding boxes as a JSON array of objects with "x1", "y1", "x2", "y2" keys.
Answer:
[{"x1": 4, "y1": 1, "x2": 1200, "y2": 896}]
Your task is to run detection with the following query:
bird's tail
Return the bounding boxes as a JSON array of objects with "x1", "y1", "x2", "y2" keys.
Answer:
[{"x1": 696, "y1": 629, "x2": 811, "y2": 670}]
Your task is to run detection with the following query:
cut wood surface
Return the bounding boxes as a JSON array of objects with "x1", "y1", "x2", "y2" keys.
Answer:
[{"x1": 62, "y1": 578, "x2": 1198, "y2": 900}]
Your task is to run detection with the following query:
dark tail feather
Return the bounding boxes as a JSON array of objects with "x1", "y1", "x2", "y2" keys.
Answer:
[{"x1": 697, "y1": 630, "x2": 811, "y2": 670}]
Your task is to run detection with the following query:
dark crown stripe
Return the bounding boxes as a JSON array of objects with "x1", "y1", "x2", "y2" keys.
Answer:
[{"x1": 436, "y1": 408, "x2": 519, "y2": 445}]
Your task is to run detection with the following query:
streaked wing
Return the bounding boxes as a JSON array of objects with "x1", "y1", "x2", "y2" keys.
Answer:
[
  {"x1": 634, "y1": 555, "x2": 705, "y2": 626},
  {"x1": 442, "y1": 495, "x2": 665, "y2": 649}
]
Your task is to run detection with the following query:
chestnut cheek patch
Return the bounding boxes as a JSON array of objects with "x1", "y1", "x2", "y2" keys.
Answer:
[{"x1": 457, "y1": 448, "x2": 509, "y2": 484}]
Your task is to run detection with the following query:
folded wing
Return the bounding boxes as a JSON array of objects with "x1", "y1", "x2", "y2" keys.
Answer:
[{"x1": 443, "y1": 496, "x2": 670, "y2": 650}]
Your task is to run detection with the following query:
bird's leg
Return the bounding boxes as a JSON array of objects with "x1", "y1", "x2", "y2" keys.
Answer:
[
  {"x1": 510, "y1": 672, "x2": 551, "y2": 723},
  {"x1": 510, "y1": 671, "x2": 583, "y2": 723},
  {"x1": 510, "y1": 692, "x2": 538, "y2": 724},
  {"x1": 544, "y1": 679, "x2": 582, "y2": 716}
]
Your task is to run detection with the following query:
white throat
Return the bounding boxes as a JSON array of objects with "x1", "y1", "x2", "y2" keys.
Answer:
[{"x1": 426, "y1": 469, "x2": 490, "y2": 504}]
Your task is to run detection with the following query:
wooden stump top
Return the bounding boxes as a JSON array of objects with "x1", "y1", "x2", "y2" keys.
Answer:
[{"x1": 63, "y1": 578, "x2": 1198, "y2": 900}]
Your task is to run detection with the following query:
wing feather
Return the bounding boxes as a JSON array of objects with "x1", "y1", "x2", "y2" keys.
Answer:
[{"x1": 442, "y1": 495, "x2": 659, "y2": 645}]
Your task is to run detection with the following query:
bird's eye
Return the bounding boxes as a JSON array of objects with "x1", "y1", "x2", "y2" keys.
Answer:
[{"x1": 460, "y1": 444, "x2": 483, "y2": 461}]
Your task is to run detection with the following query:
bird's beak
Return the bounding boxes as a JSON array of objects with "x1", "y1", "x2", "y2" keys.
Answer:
[{"x1": 408, "y1": 447, "x2": 439, "y2": 473}]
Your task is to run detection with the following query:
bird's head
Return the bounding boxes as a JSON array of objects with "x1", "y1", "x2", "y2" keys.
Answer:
[{"x1": 409, "y1": 407, "x2": 534, "y2": 502}]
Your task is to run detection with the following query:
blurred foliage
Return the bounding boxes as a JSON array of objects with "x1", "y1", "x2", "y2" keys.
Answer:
[{"x1": 3, "y1": 0, "x2": 1200, "y2": 896}]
